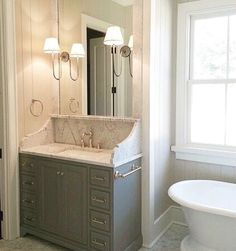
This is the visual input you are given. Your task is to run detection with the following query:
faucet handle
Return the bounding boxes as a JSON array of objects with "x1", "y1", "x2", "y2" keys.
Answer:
[{"x1": 81, "y1": 139, "x2": 85, "y2": 148}]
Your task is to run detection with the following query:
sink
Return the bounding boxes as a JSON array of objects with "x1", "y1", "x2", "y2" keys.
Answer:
[
  {"x1": 68, "y1": 146, "x2": 103, "y2": 153},
  {"x1": 24, "y1": 144, "x2": 70, "y2": 154}
]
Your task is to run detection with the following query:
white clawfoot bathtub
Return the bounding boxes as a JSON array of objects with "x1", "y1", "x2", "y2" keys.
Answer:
[{"x1": 168, "y1": 180, "x2": 236, "y2": 251}]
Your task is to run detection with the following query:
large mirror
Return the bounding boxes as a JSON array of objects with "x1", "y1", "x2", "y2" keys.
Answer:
[{"x1": 58, "y1": 0, "x2": 134, "y2": 117}]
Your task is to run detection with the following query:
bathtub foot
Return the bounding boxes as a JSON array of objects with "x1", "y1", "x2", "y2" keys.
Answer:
[{"x1": 181, "y1": 235, "x2": 216, "y2": 251}]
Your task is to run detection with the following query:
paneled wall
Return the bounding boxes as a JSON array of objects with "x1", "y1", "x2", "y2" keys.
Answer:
[
  {"x1": 16, "y1": 0, "x2": 59, "y2": 140},
  {"x1": 154, "y1": 0, "x2": 175, "y2": 219}
]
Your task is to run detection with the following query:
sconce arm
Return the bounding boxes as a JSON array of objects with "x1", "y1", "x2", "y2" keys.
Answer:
[
  {"x1": 69, "y1": 57, "x2": 79, "y2": 81},
  {"x1": 111, "y1": 45, "x2": 122, "y2": 77},
  {"x1": 52, "y1": 53, "x2": 62, "y2": 80},
  {"x1": 128, "y1": 54, "x2": 133, "y2": 78}
]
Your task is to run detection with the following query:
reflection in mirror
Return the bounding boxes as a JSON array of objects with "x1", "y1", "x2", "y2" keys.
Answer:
[{"x1": 59, "y1": 0, "x2": 133, "y2": 117}]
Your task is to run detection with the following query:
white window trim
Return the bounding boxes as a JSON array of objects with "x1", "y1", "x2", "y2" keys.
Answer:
[{"x1": 173, "y1": 0, "x2": 236, "y2": 167}]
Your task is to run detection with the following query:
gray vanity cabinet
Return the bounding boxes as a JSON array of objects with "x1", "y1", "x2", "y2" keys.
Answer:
[
  {"x1": 20, "y1": 154, "x2": 142, "y2": 251},
  {"x1": 63, "y1": 164, "x2": 88, "y2": 244},
  {"x1": 39, "y1": 160, "x2": 88, "y2": 245},
  {"x1": 39, "y1": 163, "x2": 62, "y2": 235}
]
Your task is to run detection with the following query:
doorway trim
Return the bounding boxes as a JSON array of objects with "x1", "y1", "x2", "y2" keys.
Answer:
[
  {"x1": 0, "y1": 0, "x2": 19, "y2": 240},
  {"x1": 81, "y1": 14, "x2": 112, "y2": 115}
]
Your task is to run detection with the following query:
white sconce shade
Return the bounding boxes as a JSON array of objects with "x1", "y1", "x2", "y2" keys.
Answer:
[
  {"x1": 70, "y1": 43, "x2": 85, "y2": 58},
  {"x1": 128, "y1": 35, "x2": 133, "y2": 50},
  {"x1": 104, "y1": 26, "x2": 124, "y2": 46},
  {"x1": 43, "y1": 37, "x2": 60, "y2": 54}
]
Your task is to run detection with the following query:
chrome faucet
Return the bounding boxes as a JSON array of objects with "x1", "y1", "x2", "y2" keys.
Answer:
[{"x1": 81, "y1": 129, "x2": 93, "y2": 148}]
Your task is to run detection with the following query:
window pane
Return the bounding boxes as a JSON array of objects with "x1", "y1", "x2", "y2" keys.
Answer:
[
  {"x1": 229, "y1": 15, "x2": 236, "y2": 79},
  {"x1": 191, "y1": 84, "x2": 225, "y2": 145},
  {"x1": 226, "y1": 84, "x2": 236, "y2": 146},
  {"x1": 192, "y1": 16, "x2": 228, "y2": 80}
]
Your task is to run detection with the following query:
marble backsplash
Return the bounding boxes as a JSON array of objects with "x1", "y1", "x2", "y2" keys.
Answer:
[
  {"x1": 20, "y1": 115, "x2": 142, "y2": 166},
  {"x1": 20, "y1": 119, "x2": 54, "y2": 149},
  {"x1": 52, "y1": 115, "x2": 137, "y2": 150},
  {"x1": 21, "y1": 115, "x2": 141, "y2": 151}
]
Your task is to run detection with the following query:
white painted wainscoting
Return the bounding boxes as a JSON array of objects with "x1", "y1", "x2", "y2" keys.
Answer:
[{"x1": 174, "y1": 159, "x2": 236, "y2": 184}]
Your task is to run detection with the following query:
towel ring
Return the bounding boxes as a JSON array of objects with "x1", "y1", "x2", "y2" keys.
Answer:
[
  {"x1": 69, "y1": 98, "x2": 79, "y2": 113},
  {"x1": 30, "y1": 99, "x2": 44, "y2": 117}
]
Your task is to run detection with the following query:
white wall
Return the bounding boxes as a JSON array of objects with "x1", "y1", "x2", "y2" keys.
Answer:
[
  {"x1": 15, "y1": 0, "x2": 59, "y2": 139},
  {"x1": 142, "y1": 0, "x2": 175, "y2": 247},
  {"x1": 154, "y1": 0, "x2": 174, "y2": 220}
]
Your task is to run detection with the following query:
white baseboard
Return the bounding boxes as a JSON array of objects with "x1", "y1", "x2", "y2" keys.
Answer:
[
  {"x1": 143, "y1": 205, "x2": 186, "y2": 248},
  {"x1": 170, "y1": 205, "x2": 186, "y2": 225}
]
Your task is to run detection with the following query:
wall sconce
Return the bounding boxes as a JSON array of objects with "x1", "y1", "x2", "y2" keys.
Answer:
[
  {"x1": 128, "y1": 35, "x2": 133, "y2": 51},
  {"x1": 104, "y1": 26, "x2": 133, "y2": 78},
  {"x1": 43, "y1": 37, "x2": 85, "y2": 81},
  {"x1": 104, "y1": 26, "x2": 133, "y2": 116}
]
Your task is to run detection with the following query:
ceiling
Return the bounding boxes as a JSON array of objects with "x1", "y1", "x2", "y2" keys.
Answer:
[{"x1": 111, "y1": 0, "x2": 134, "y2": 6}]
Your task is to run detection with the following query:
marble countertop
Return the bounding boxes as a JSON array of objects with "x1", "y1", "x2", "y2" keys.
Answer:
[{"x1": 20, "y1": 143, "x2": 142, "y2": 168}]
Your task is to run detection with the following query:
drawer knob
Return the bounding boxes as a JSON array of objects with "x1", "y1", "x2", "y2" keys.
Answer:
[
  {"x1": 92, "y1": 239, "x2": 107, "y2": 247},
  {"x1": 91, "y1": 196, "x2": 106, "y2": 204},
  {"x1": 29, "y1": 163, "x2": 34, "y2": 168},
  {"x1": 23, "y1": 199, "x2": 34, "y2": 204},
  {"x1": 57, "y1": 171, "x2": 61, "y2": 175},
  {"x1": 92, "y1": 176, "x2": 105, "y2": 182},
  {"x1": 92, "y1": 217, "x2": 107, "y2": 225},
  {"x1": 24, "y1": 216, "x2": 35, "y2": 222},
  {"x1": 23, "y1": 181, "x2": 34, "y2": 186}
]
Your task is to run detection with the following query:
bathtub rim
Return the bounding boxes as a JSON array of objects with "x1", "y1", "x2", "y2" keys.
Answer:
[{"x1": 168, "y1": 180, "x2": 236, "y2": 218}]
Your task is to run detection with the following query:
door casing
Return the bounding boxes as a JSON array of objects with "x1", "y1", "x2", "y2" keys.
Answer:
[{"x1": 0, "y1": 0, "x2": 19, "y2": 240}]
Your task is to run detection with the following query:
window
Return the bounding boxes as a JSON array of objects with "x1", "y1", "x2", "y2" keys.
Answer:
[
  {"x1": 173, "y1": 0, "x2": 236, "y2": 167},
  {"x1": 190, "y1": 13, "x2": 236, "y2": 146}
]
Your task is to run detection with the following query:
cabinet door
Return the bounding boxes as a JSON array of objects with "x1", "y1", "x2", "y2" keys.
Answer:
[
  {"x1": 63, "y1": 164, "x2": 88, "y2": 245},
  {"x1": 39, "y1": 163, "x2": 62, "y2": 234}
]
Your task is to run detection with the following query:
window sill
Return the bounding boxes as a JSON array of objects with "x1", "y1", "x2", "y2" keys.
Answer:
[{"x1": 171, "y1": 145, "x2": 236, "y2": 167}]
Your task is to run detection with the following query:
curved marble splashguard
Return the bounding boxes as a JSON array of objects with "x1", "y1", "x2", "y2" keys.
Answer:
[{"x1": 20, "y1": 115, "x2": 142, "y2": 167}]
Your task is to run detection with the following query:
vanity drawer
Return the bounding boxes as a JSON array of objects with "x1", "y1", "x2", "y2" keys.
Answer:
[
  {"x1": 20, "y1": 158, "x2": 36, "y2": 174},
  {"x1": 90, "y1": 190, "x2": 111, "y2": 211},
  {"x1": 21, "y1": 175, "x2": 37, "y2": 193},
  {"x1": 90, "y1": 168, "x2": 111, "y2": 188},
  {"x1": 21, "y1": 210, "x2": 37, "y2": 227},
  {"x1": 90, "y1": 231, "x2": 110, "y2": 251},
  {"x1": 21, "y1": 192, "x2": 37, "y2": 210},
  {"x1": 90, "y1": 210, "x2": 110, "y2": 232}
]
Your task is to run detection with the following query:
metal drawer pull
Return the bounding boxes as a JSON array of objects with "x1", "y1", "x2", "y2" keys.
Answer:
[
  {"x1": 92, "y1": 239, "x2": 107, "y2": 247},
  {"x1": 23, "y1": 181, "x2": 34, "y2": 186},
  {"x1": 92, "y1": 217, "x2": 106, "y2": 225},
  {"x1": 114, "y1": 165, "x2": 142, "y2": 179},
  {"x1": 24, "y1": 216, "x2": 35, "y2": 222},
  {"x1": 23, "y1": 199, "x2": 34, "y2": 204},
  {"x1": 92, "y1": 196, "x2": 106, "y2": 204},
  {"x1": 92, "y1": 176, "x2": 105, "y2": 182}
]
